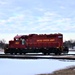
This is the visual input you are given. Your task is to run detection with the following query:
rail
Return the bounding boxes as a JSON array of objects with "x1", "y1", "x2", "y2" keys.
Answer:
[{"x1": 0, "y1": 54, "x2": 75, "y2": 60}]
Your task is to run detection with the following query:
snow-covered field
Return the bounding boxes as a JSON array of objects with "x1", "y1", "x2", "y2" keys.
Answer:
[
  {"x1": 0, "y1": 50, "x2": 75, "y2": 75},
  {"x1": 0, "y1": 59, "x2": 75, "y2": 75},
  {"x1": 0, "y1": 54, "x2": 75, "y2": 75},
  {"x1": 69, "y1": 48, "x2": 75, "y2": 51}
]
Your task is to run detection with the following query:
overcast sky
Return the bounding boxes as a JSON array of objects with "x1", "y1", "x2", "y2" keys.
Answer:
[{"x1": 0, "y1": 0, "x2": 75, "y2": 42}]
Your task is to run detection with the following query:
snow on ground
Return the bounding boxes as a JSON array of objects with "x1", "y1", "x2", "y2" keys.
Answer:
[
  {"x1": 0, "y1": 58, "x2": 75, "y2": 75},
  {"x1": 0, "y1": 48, "x2": 4, "y2": 54},
  {"x1": 68, "y1": 51, "x2": 75, "y2": 54},
  {"x1": 69, "y1": 48, "x2": 75, "y2": 50},
  {"x1": 0, "y1": 51, "x2": 4, "y2": 54},
  {"x1": 0, "y1": 51, "x2": 75, "y2": 75}
]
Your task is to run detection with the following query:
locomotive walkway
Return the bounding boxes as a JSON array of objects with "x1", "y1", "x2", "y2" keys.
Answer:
[{"x1": 0, "y1": 54, "x2": 75, "y2": 60}]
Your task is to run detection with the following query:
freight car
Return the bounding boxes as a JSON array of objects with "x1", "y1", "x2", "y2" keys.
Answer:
[{"x1": 4, "y1": 33, "x2": 69, "y2": 55}]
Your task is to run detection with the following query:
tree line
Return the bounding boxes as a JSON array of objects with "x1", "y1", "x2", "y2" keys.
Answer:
[
  {"x1": 63, "y1": 40, "x2": 75, "y2": 49},
  {"x1": 0, "y1": 39, "x2": 75, "y2": 49},
  {"x1": 0, "y1": 39, "x2": 6, "y2": 49}
]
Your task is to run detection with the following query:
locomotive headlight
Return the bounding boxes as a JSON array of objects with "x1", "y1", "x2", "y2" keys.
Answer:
[
  {"x1": 15, "y1": 42, "x2": 19, "y2": 44},
  {"x1": 58, "y1": 36, "x2": 62, "y2": 38},
  {"x1": 57, "y1": 47, "x2": 59, "y2": 48}
]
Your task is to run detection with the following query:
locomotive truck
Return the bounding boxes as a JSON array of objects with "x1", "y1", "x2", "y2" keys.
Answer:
[{"x1": 4, "y1": 33, "x2": 69, "y2": 55}]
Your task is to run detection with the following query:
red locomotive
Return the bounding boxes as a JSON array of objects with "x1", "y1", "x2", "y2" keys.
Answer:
[{"x1": 4, "y1": 33, "x2": 69, "y2": 55}]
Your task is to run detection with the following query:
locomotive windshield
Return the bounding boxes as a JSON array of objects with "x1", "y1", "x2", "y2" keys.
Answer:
[
  {"x1": 15, "y1": 38, "x2": 19, "y2": 41},
  {"x1": 14, "y1": 35, "x2": 21, "y2": 41}
]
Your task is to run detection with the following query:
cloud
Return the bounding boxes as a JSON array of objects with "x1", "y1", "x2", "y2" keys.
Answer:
[
  {"x1": 0, "y1": 0, "x2": 7, "y2": 5},
  {"x1": 31, "y1": 11, "x2": 75, "y2": 33},
  {"x1": 0, "y1": 14, "x2": 26, "y2": 33},
  {"x1": 34, "y1": 7, "x2": 45, "y2": 12},
  {"x1": 0, "y1": 0, "x2": 75, "y2": 34},
  {"x1": 0, "y1": 9, "x2": 74, "y2": 34},
  {"x1": 60, "y1": 6, "x2": 65, "y2": 9}
]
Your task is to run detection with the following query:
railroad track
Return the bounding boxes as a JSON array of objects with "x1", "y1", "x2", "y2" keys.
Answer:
[{"x1": 0, "y1": 54, "x2": 75, "y2": 60}]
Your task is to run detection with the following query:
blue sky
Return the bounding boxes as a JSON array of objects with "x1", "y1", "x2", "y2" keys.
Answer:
[{"x1": 0, "y1": 0, "x2": 75, "y2": 42}]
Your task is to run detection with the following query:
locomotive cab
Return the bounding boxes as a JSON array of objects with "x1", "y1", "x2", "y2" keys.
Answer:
[
  {"x1": 14, "y1": 35, "x2": 26, "y2": 45},
  {"x1": 13, "y1": 35, "x2": 26, "y2": 48},
  {"x1": 4, "y1": 35, "x2": 27, "y2": 54}
]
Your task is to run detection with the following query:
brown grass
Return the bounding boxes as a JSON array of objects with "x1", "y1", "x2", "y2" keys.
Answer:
[{"x1": 38, "y1": 66, "x2": 75, "y2": 75}]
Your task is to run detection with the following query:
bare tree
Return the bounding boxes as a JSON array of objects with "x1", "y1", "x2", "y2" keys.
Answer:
[
  {"x1": 63, "y1": 40, "x2": 75, "y2": 49},
  {"x1": 0, "y1": 39, "x2": 6, "y2": 49}
]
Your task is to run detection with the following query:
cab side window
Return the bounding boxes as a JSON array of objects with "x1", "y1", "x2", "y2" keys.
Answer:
[{"x1": 22, "y1": 39, "x2": 25, "y2": 45}]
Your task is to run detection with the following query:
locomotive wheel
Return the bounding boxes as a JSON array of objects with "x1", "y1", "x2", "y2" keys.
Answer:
[
  {"x1": 19, "y1": 52, "x2": 22, "y2": 55},
  {"x1": 23, "y1": 53, "x2": 26, "y2": 55},
  {"x1": 10, "y1": 52, "x2": 13, "y2": 55},
  {"x1": 47, "y1": 52, "x2": 50, "y2": 55},
  {"x1": 55, "y1": 52, "x2": 61, "y2": 55},
  {"x1": 5, "y1": 52, "x2": 9, "y2": 54},
  {"x1": 58, "y1": 52, "x2": 61, "y2": 55},
  {"x1": 43, "y1": 52, "x2": 46, "y2": 55},
  {"x1": 55, "y1": 52, "x2": 58, "y2": 55},
  {"x1": 15, "y1": 52, "x2": 17, "y2": 55}
]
